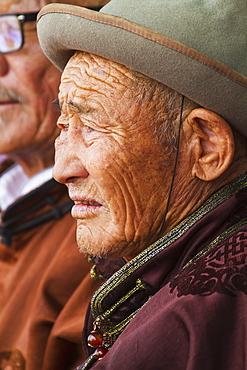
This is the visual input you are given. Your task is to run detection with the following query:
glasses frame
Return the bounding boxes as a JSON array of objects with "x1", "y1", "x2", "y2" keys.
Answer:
[{"x1": 0, "y1": 11, "x2": 38, "y2": 54}]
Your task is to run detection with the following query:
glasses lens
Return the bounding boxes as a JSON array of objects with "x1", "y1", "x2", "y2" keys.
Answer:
[{"x1": 0, "y1": 15, "x2": 22, "y2": 53}]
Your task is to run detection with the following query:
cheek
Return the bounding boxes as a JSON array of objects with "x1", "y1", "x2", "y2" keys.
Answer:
[
  {"x1": 88, "y1": 146, "x2": 146, "y2": 222},
  {"x1": 21, "y1": 50, "x2": 60, "y2": 104}
]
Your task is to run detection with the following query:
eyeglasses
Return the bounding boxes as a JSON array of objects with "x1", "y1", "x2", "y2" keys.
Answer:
[{"x1": 0, "y1": 12, "x2": 38, "y2": 54}]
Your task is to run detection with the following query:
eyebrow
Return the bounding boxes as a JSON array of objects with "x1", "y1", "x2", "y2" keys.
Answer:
[
  {"x1": 68, "y1": 99, "x2": 95, "y2": 114},
  {"x1": 53, "y1": 97, "x2": 95, "y2": 115}
]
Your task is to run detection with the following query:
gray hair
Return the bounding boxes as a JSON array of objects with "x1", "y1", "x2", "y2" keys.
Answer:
[{"x1": 130, "y1": 70, "x2": 198, "y2": 152}]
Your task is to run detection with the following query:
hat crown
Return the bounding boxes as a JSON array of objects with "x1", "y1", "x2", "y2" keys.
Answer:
[
  {"x1": 37, "y1": 0, "x2": 247, "y2": 137},
  {"x1": 102, "y1": 0, "x2": 246, "y2": 77}
]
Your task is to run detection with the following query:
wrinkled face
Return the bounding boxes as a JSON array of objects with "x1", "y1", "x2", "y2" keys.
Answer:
[
  {"x1": 0, "y1": 0, "x2": 61, "y2": 155},
  {"x1": 54, "y1": 52, "x2": 174, "y2": 259}
]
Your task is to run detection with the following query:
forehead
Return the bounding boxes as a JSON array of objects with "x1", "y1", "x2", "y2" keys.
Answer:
[{"x1": 61, "y1": 52, "x2": 135, "y2": 94}]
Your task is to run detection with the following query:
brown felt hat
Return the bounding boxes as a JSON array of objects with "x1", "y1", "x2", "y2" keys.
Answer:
[{"x1": 37, "y1": 0, "x2": 247, "y2": 137}]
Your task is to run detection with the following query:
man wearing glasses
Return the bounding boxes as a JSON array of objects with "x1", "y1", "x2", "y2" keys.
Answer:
[{"x1": 0, "y1": 1, "x2": 108, "y2": 369}]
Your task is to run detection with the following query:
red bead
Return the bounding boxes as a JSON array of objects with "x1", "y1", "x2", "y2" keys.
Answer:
[
  {"x1": 87, "y1": 332, "x2": 103, "y2": 348},
  {"x1": 93, "y1": 346, "x2": 108, "y2": 359}
]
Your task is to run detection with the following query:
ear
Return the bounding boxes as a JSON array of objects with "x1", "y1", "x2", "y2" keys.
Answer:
[{"x1": 185, "y1": 108, "x2": 235, "y2": 181}]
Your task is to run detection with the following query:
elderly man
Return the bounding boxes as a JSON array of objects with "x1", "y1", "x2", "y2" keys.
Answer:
[
  {"x1": 0, "y1": 1, "x2": 109, "y2": 369},
  {"x1": 37, "y1": 0, "x2": 247, "y2": 368}
]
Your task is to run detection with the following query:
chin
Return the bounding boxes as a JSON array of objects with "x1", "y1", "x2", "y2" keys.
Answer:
[
  {"x1": 76, "y1": 235, "x2": 126, "y2": 259},
  {"x1": 77, "y1": 244, "x2": 104, "y2": 258}
]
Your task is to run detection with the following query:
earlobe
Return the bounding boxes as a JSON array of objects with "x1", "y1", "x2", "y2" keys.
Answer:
[{"x1": 186, "y1": 108, "x2": 235, "y2": 181}]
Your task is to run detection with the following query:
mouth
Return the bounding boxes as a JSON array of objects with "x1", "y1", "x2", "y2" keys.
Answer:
[
  {"x1": 0, "y1": 100, "x2": 19, "y2": 109},
  {"x1": 0, "y1": 98, "x2": 18, "y2": 103},
  {"x1": 71, "y1": 197, "x2": 102, "y2": 219},
  {"x1": 74, "y1": 200, "x2": 102, "y2": 206}
]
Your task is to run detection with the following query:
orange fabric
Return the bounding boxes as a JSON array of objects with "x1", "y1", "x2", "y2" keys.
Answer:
[{"x1": 0, "y1": 183, "x2": 100, "y2": 370}]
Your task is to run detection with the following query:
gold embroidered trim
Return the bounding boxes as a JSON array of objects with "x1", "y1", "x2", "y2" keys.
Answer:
[
  {"x1": 94, "y1": 278, "x2": 150, "y2": 346},
  {"x1": 101, "y1": 309, "x2": 142, "y2": 348},
  {"x1": 79, "y1": 353, "x2": 97, "y2": 370},
  {"x1": 100, "y1": 278, "x2": 148, "y2": 322},
  {"x1": 90, "y1": 264, "x2": 104, "y2": 281},
  {"x1": 183, "y1": 216, "x2": 247, "y2": 270}
]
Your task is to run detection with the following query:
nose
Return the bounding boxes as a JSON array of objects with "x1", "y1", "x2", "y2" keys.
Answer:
[
  {"x1": 0, "y1": 54, "x2": 9, "y2": 76},
  {"x1": 53, "y1": 138, "x2": 89, "y2": 185}
]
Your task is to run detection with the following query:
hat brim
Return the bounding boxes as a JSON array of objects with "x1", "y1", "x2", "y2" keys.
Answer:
[{"x1": 37, "y1": 3, "x2": 247, "y2": 138}]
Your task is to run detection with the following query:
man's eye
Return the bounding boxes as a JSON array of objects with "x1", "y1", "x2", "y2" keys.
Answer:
[{"x1": 53, "y1": 98, "x2": 61, "y2": 113}]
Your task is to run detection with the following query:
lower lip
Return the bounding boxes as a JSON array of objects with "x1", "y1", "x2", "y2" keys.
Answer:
[{"x1": 71, "y1": 203, "x2": 102, "y2": 219}]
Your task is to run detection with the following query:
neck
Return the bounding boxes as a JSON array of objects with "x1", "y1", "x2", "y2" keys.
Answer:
[{"x1": 162, "y1": 160, "x2": 247, "y2": 237}]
